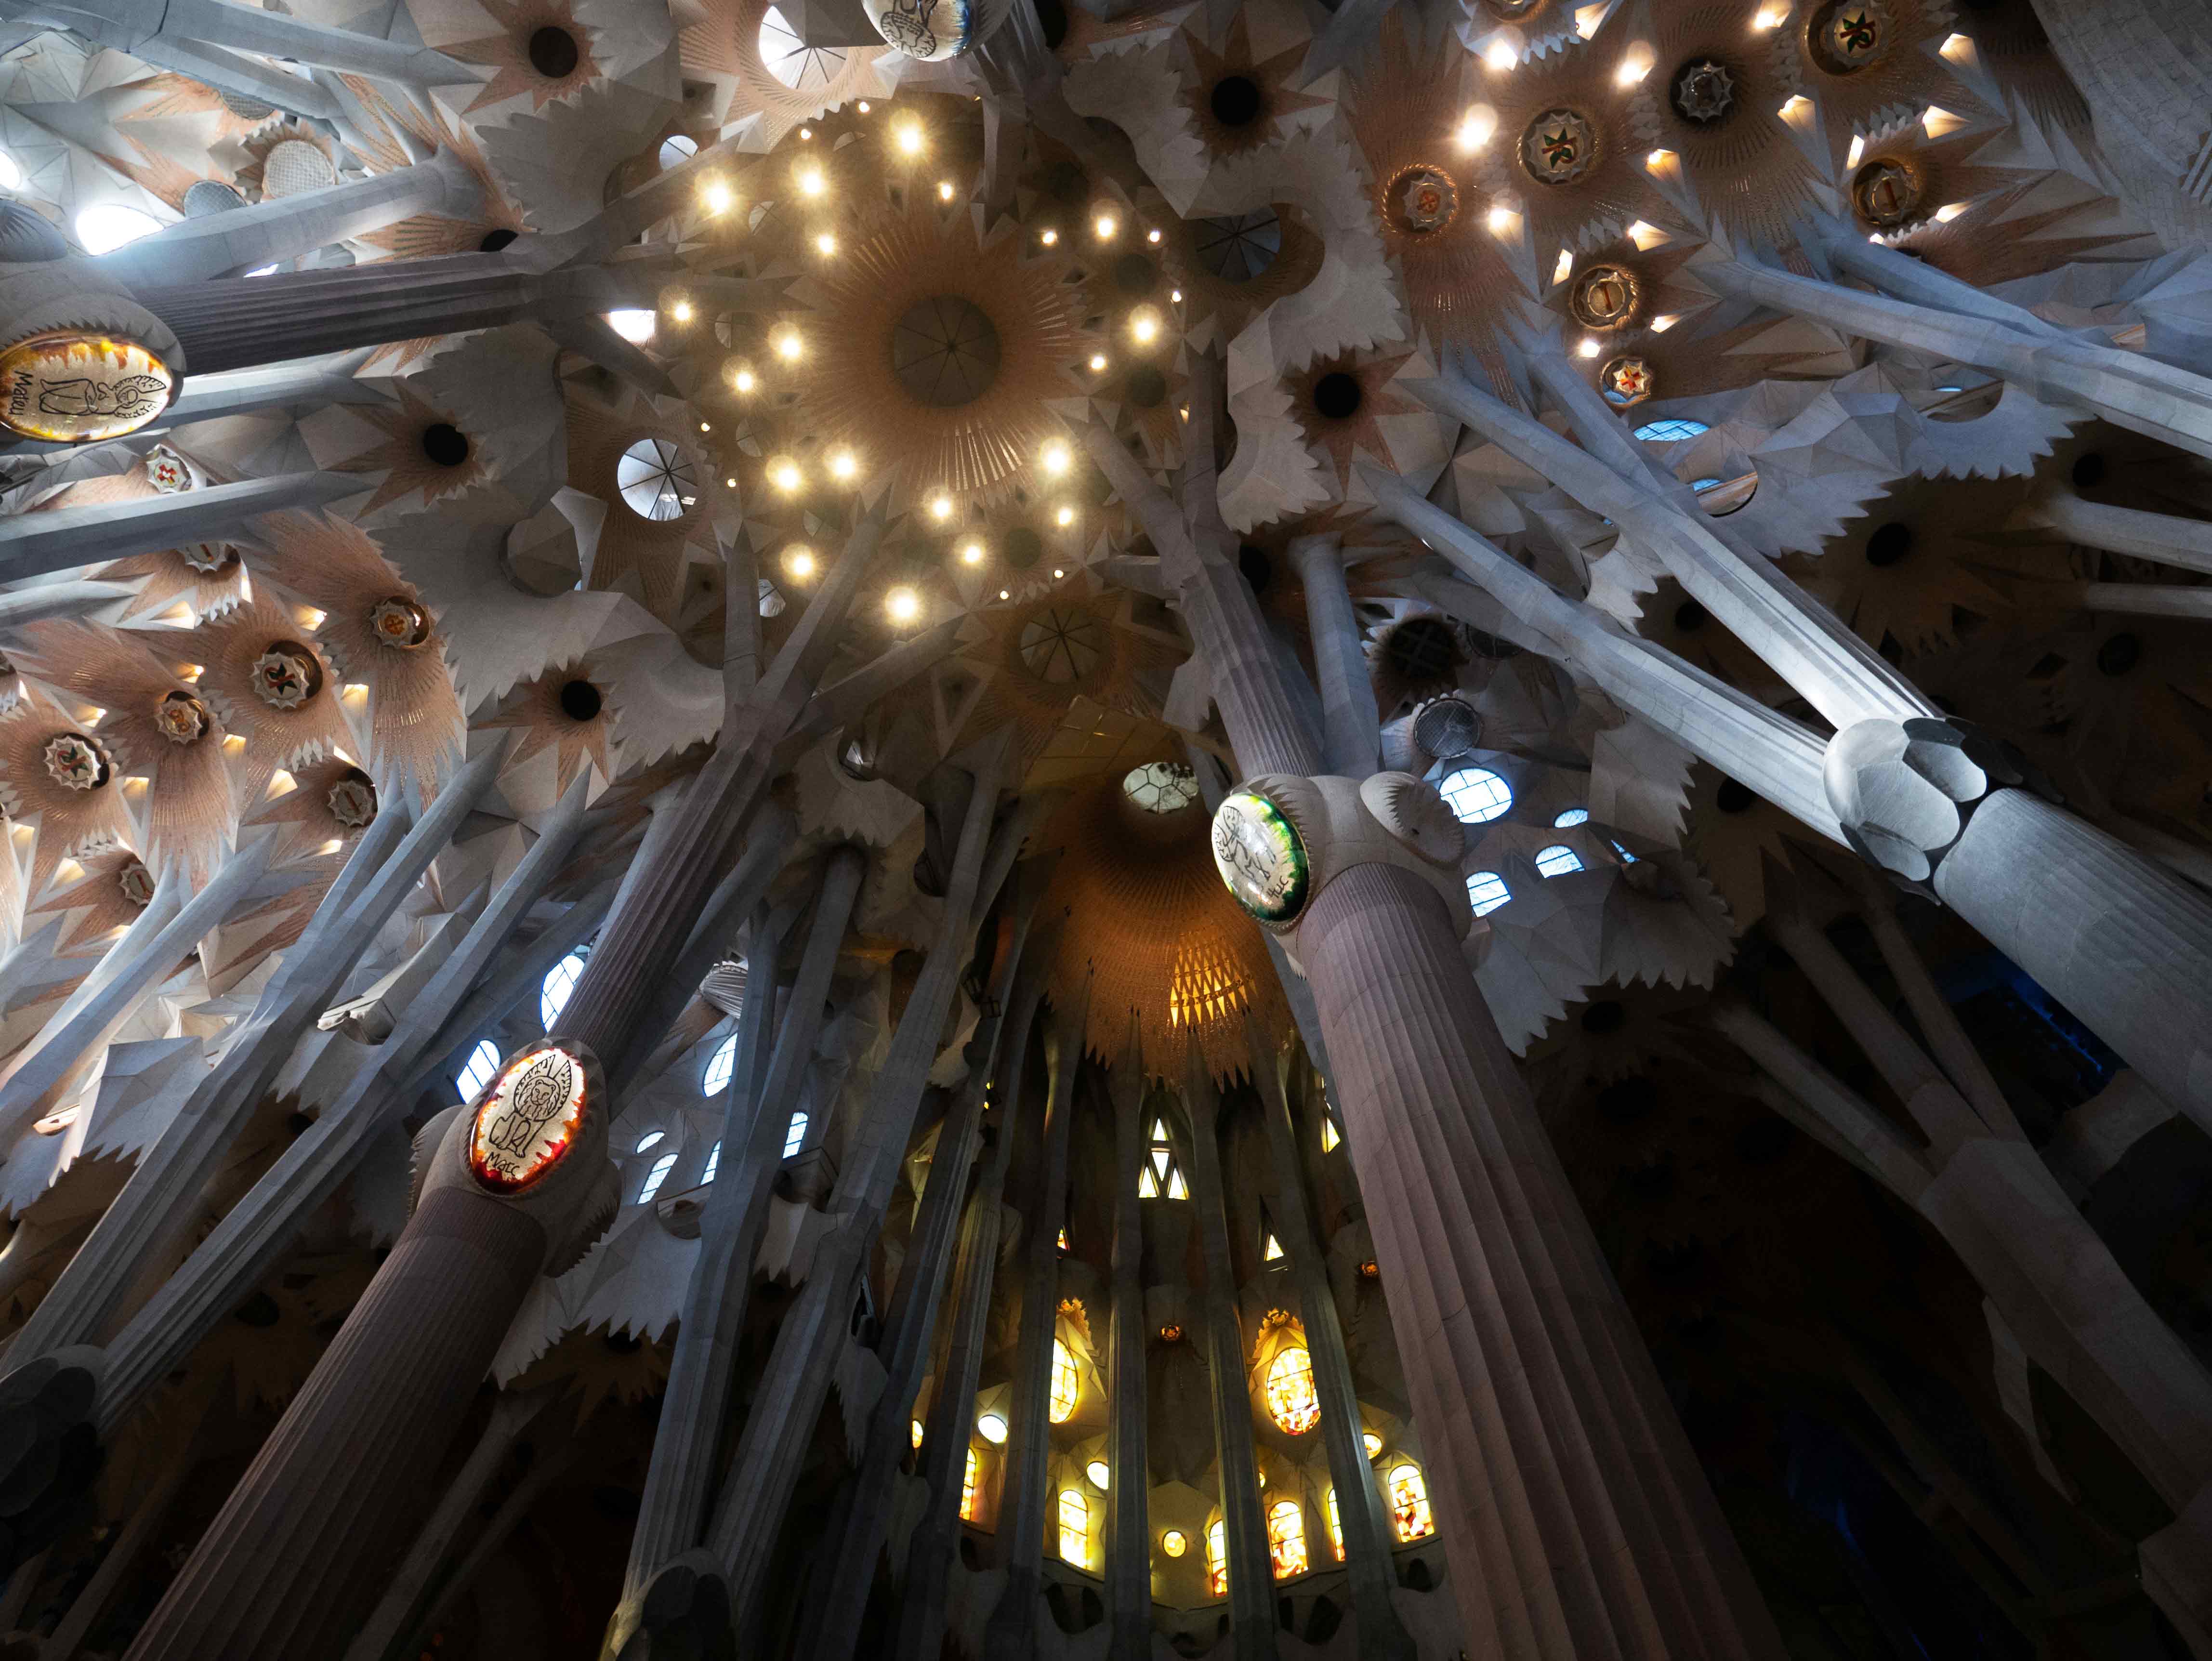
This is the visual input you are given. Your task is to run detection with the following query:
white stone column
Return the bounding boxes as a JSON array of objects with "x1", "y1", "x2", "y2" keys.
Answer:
[{"x1": 1285, "y1": 534, "x2": 1382, "y2": 779}]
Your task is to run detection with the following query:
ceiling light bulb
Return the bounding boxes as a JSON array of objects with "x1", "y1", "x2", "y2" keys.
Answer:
[
  {"x1": 1147, "y1": 227, "x2": 1161, "y2": 243},
  {"x1": 1457, "y1": 108, "x2": 1497, "y2": 149},
  {"x1": 670, "y1": 300, "x2": 693, "y2": 323},
  {"x1": 1487, "y1": 205, "x2": 1514, "y2": 233},
  {"x1": 961, "y1": 541, "x2": 984, "y2": 565},
  {"x1": 797, "y1": 164, "x2": 825, "y2": 197},
  {"x1": 703, "y1": 181, "x2": 733, "y2": 214},
  {"x1": 895, "y1": 121, "x2": 923, "y2": 155},
  {"x1": 1170, "y1": 288, "x2": 1182, "y2": 303},
  {"x1": 1485, "y1": 40, "x2": 1516, "y2": 70},
  {"x1": 857, "y1": 99, "x2": 871, "y2": 112},
  {"x1": 1054, "y1": 506, "x2": 1074, "y2": 527},
  {"x1": 816, "y1": 231, "x2": 836, "y2": 255},
  {"x1": 829, "y1": 449, "x2": 858, "y2": 480},
  {"x1": 1052, "y1": 567, "x2": 1065, "y2": 578},
  {"x1": 777, "y1": 331, "x2": 803, "y2": 360},
  {"x1": 799, "y1": 126, "x2": 811, "y2": 140},
  {"x1": 1040, "y1": 228, "x2": 1059, "y2": 246},
  {"x1": 930, "y1": 494, "x2": 952, "y2": 519},
  {"x1": 1129, "y1": 307, "x2": 1160, "y2": 344},
  {"x1": 769, "y1": 457, "x2": 803, "y2": 491},
  {"x1": 999, "y1": 588, "x2": 1010, "y2": 599},
  {"x1": 784, "y1": 545, "x2": 815, "y2": 579},
  {"x1": 1088, "y1": 353, "x2": 1107, "y2": 371},
  {"x1": 732, "y1": 367, "x2": 756, "y2": 393},
  {"x1": 1040, "y1": 440, "x2": 1071, "y2": 476},
  {"x1": 938, "y1": 180, "x2": 955, "y2": 200},
  {"x1": 886, "y1": 586, "x2": 920, "y2": 623},
  {"x1": 1577, "y1": 338, "x2": 1600, "y2": 359},
  {"x1": 1094, "y1": 213, "x2": 1118, "y2": 239},
  {"x1": 1615, "y1": 53, "x2": 1651, "y2": 86}
]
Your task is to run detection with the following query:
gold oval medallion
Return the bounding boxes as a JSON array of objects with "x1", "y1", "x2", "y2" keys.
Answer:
[{"x1": 0, "y1": 332, "x2": 175, "y2": 443}]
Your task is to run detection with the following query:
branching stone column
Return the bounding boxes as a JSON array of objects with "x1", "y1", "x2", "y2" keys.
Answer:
[
  {"x1": 888, "y1": 966, "x2": 1050, "y2": 1661},
  {"x1": 982, "y1": 980, "x2": 1090, "y2": 1661},
  {"x1": 1104, "y1": 1014, "x2": 1153, "y2": 1661},
  {"x1": 1243, "y1": 1010, "x2": 1412, "y2": 1661},
  {"x1": 124, "y1": 1044, "x2": 618, "y2": 1660},
  {"x1": 1184, "y1": 1037, "x2": 1276, "y2": 1661},
  {"x1": 1285, "y1": 534, "x2": 1381, "y2": 779}
]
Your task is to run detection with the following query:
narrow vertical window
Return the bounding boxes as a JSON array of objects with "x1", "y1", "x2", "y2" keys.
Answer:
[
  {"x1": 1264, "y1": 1346, "x2": 1321, "y2": 1434},
  {"x1": 1058, "y1": 1489, "x2": 1088, "y2": 1564},
  {"x1": 782, "y1": 1111, "x2": 808, "y2": 1157},
  {"x1": 702, "y1": 1140, "x2": 720, "y2": 1183},
  {"x1": 1206, "y1": 1519, "x2": 1227, "y2": 1596},
  {"x1": 1387, "y1": 1463, "x2": 1435, "y2": 1541},
  {"x1": 1267, "y1": 1498, "x2": 1308, "y2": 1578},
  {"x1": 1049, "y1": 1339, "x2": 1079, "y2": 1422},
  {"x1": 638, "y1": 1151, "x2": 678, "y2": 1204},
  {"x1": 1326, "y1": 1488, "x2": 1344, "y2": 1560},
  {"x1": 960, "y1": 1447, "x2": 980, "y2": 1522}
]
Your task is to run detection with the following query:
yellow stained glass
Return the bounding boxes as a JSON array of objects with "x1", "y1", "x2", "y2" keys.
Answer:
[
  {"x1": 1049, "y1": 1339, "x2": 1079, "y2": 1422},
  {"x1": 1161, "y1": 1528, "x2": 1187, "y2": 1557},
  {"x1": 960, "y1": 1447, "x2": 980, "y2": 1522},
  {"x1": 1206, "y1": 1519, "x2": 1226, "y2": 1596},
  {"x1": 1267, "y1": 1498, "x2": 1308, "y2": 1579},
  {"x1": 1326, "y1": 1488, "x2": 1344, "y2": 1560},
  {"x1": 1264, "y1": 1345, "x2": 1321, "y2": 1435},
  {"x1": 1058, "y1": 1489, "x2": 1088, "y2": 1563},
  {"x1": 1388, "y1": 1463, "x2": 1434, "y2": 1541}
]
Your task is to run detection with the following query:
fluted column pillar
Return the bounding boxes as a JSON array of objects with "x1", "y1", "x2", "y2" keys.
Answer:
[
  {"x1": 1184, "y1": 1038, "x2": 1276, "y2": 1661},
  {"x1": 887, "y1": 967, "x2": 1048, "y2": 1661},
  {"x1": 1104, "y1": 1016, "x2": 1152, "y2": 1661},
  {"x1": 1244, "y1": 1012, "x2": 1413, "y2": 1660},
  {"x1": 1285, "y1": 534, "x2": 1381, "y2": 778},
  {"x1": 982, "y1": 981, "x2": 1090, "y2": 1661}
]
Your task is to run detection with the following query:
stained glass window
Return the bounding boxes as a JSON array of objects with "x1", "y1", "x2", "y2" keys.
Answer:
[
  {"x1": 1206, "y1": 1519, "x2": 1227, "y2": 1596},
  {"x1": 1264, "y1": 1346, "x2": 1321, "y2": 1435},
  {"x1": 1535, "y1": 844, "x2": 1585, "y2": 877},
  {"x1": 1554, "y1": 806, "x2": 1590, "y2": 827},
  {"x1": 455, "y1": 1039, "x2": 501, "y2": 1101},
  {"x1": 960, "y1": 1447, "x2": 980, "y2": 1521},
  {"x1": 1122, "y1": 760, "x2": 1199, "y2": 814},
  {"x1": 1632, "y1": 417, "x2": 1709, "y2": 442},
  {"x1": 1049, "y1": 1339, "x2": 1080, "y2": 1423},
  {"x1": 1439, "y1": 765, "x2": 1513, "y2": 824},
  {"x1": 1138, "y1": 1117, "x2": 1189, "y2": 1200},
  {"x1": 540, "y1": 950, "x2": 586, "y2": 1028},
  {"x1": 1326, "y1": 1488, "x2": 1344, "y2": 1560},
  {"x1": 1058, "y1": 1490, "x2": 1088, "y2": 1563},
  {"x1": 1388, "y1": 1463, "x2": 1435, "y2": 1541},
  {"x1": 1267, "y1": 1499, "x2": 1308, "y2": 1579}
]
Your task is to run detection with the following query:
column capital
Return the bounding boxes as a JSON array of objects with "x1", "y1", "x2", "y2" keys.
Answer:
[{"x1": 1823, "y1": 716, "x2": 2057, "y2": 894}]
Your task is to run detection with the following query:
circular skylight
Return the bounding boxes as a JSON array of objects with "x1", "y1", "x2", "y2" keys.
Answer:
[
  {"x1": 1123, "y1": 761, "x2": 1198, "y2": 814},
  {"x1": 658, "y1": 133, "x2": 699, "y2": 171},
  {"x1": 617, "y1": 437, "x2": 698, "y2": 521},
  {"x1": 606, "y1": 308, "x2": 657, "y2": 343},
  {"x1": 759, "y1": 5, "x2": 848, "y2": 90},
  {"x1": 1194, "y1": 211, "x2": 1281, "y2": 282},
  {"x1": 75, "y1": 202, "x2": 163, "y2": 254},
  {"x1": 1439, "y1": 765, "x2": 1513, "y2": 824}
]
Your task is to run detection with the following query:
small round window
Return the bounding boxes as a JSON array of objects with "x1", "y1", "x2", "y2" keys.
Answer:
[
  {"x1": 1122, "y1": 761, "x2": 1198, "y2": 814},
  {"x1": 758, "y1": 4, "x2": 848, "y2": 90},
  {"x1": 617, "y1": 437, "x2": 698, "y2": 521},
  {"x1": 1439, "y1": 765, "x2": 1513, "y2": 824}
]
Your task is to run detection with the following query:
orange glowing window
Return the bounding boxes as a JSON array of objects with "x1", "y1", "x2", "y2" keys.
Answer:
[
  {"x1": 1388, "y1": 1463, "x2": 1434, "y2": 1541},
  {"x1": 1206, "y1": 1519, "x2": 1227, "y2": 1596},
  {"x1": 1264, "y1": 1345, "x2": 1321, "y2": 1435},
  {"x1": 1058, "y1": 1489, "x2": 1088, "y2": 1563},
  {"x1": 1267, "y1": 1498, "x2": 1308, "y2": 1579},
  {"x1": 960, "y1": 1447, "x2": 980, "y2": 1522},
  {"x1": 1326, "y1": 1488, "x2": 1344, "y2": 1560},
  {"x1": 1138, "y1": 1117, "x2": 1188, "y2": 1200},
  {"x1": 1049, "y1": 1339, "x2": 1079, "y2": 1423}
]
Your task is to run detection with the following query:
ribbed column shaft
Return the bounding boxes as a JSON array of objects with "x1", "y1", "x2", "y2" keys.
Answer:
[
  {"x1": 1286, "y1": 536, "x2": 1381, "y2": 778},
  {"x1": 1185, "y1": 1055, "x2": 1277, "y2": 1661},
  {"x1": 124, "y1": 1187, "x2": 544, "y2": 1660},
  {"x1": 1297, "y1": 863, "x2": 1784, "y2": 1661},
  {"x1": 1104, "y1": 1035, "x2": 1152, "y2": 1660},
  {"x1": 982, "y1": 991, "x2": 1087, "y2": 1661},
  {"x1": 1245, "y1": 1015, "x2": 1413, "y2": 1660}
]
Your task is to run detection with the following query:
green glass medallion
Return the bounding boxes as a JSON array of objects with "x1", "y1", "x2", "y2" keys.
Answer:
[{"x1": 1211, "y1": 790, "x2": 1311, "y2": 924}]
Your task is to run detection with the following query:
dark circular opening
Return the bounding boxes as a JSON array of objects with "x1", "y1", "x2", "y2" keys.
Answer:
[
  {"x1": 1580, "y1": 999, "x2": 1626, "y2": 1034},
  {"x1": 1715, "y1": 778, "x2": 1755, "y2": 814},
  {"x1": 234, "y1": 1291, "x2": 282, "y2": 1328},
  {"x1": 1043, "y1": 160, "x2": 1087, "y2": 204},
  {"x1": 1237, "y1": 543, "x2": 1273, "y2": 595},
  {"x1": 1032, "y1": 0, "x2": 1067, "y2": 47},
  {"x1": 1667, "y1": 56, "x2": 1737, "y2": 125},
  {"x1": 2096, "y1": 631, "x2": 2142, "y2": 678},
  {"x1": 421, "y1": 422, "x2": 470, "y2": 467},
  {"x1": 1210, "y1": 75, "x2": 1263, "y2": 128},
  {"x1": 1595, "y1": 1076, "x2": 1658, "y2": 1123},
  {"x1": 527, "y1": 25, "x2": 579, "y2": 78},
  {"x1": 1383, "y1": 616, "x2": 1461, "y2": 684},
  {"x1": 891, "y1": 296, "x2": 1003, "y2": 408},
  {"x1": 1112, "y1": 252, "x2": 1159, "y2": 296},
  {"x1": 478, "y1": 227, "x2": 518, "y2": 252},
  {"x1": 2071, "y1": 451, "x2": 2106, "y2": 490},
  {"x1": 1673, "y1": 599, "x2": 1709, "y2": 632},
  {"x1": 1312, "y1": 371, "x2": 1363, "y2": 421},
  {"x1": 1124, "y1": 365, "x2": 1168, "y2": 409},
  {"x1": 1002, "y1": 527, "x2": 1044, "y2": 570},
  {"x1": 559, "y1": 678, "x2": 604, "y2": 721},
  {"x1": 1864, "y1": 522, "x2": 1912, "y2": 567}
]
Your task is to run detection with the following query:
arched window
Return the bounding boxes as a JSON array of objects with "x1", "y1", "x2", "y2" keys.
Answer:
[
  {"x1": 782, "y1": 1112, "x2": 808, "y2": 1158},
  {"x1": 1049, "y1": 1340, "x2": 1080, "y2": 1422},
  {"x1": 1206, "y1": 1519, "x2": 1227, "y2": 1596},
  {"x1": 657, "y1": 132, "x2": 698, "y2": 170},
  {"x1": 1535, "y1": 844, "x2": 1585, "y2": 878},
  {"x1": 455, "y1": 1039, "x2": 501, "y2": 1101},
  {"x1": 634, "y1": 1130, "x2": 665, "y2": 1154},
  {"x1": 703, "y1": 1032, "x2": 738, "y2": 1095},
  {"x1": 540, "y1": 950, "x2": 586, "y2": 1028},
  {"x1": 1553, "y1": 807, "x2": 1590, "y2": 827},
  {"x1": 702, "y1": 1140, "x2": 721, "y2": 1183},
  {"x1": 1326, "y1": 1488, "x2": 1345, "y2": 1560},
  {"x1": 1632, "y1": 417, "x2": 1709, "y2": 442},
  {"x1": 1439, "y1": 765, "x2": 1513, "y2": 824},
  {"x1": 1137, "y1": 1117, "x2": 1188, "y2": 1200},
  {"x1": 1058, "y1": 1490, "x2": 1088, "y2": 1564},
  {"x1": 1466, "y1": 871, "x2": 1511, "y2": 916},
  {"x1": 75, "y1": 202, "x2": 164, "y2": 255},
  {"x1": 639, "y1": 1151, "x2": 679, "y2": 1204},
  {"x1": 1264, "y1": 1346, "x2": 1321, "y2": 1435},
  {"x1": 1267, "y1": 1499, "x2": 1308, "y2": 1579},
  {"x1": 606, "y1": 309, "x2": 656, "y2": 344},
  {"x1": 1387, "y1": 1463, "x2": 1435, "y2": 1541},
  {"x1": 960, "y1": 1448, "x2": 980, "y2": 1522}
]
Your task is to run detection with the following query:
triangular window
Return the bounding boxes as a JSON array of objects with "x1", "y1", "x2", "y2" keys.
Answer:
[{"x1": 1144, "y1": 1115, "x2": 1189, "y2": 1200}]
